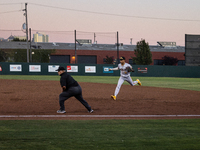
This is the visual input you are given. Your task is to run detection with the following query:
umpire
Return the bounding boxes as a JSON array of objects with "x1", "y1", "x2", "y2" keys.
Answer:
[{"x1": 56, "y1": 66, "x2": 93, "y2": 113}]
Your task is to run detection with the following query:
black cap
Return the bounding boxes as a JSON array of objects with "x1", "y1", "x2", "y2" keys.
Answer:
[
  {"x1": 56, "y1": 66, "x2": 66, "y2": 71},
  {"x1": 120, "y1": 56, "x2": 125, "y2": 60}
]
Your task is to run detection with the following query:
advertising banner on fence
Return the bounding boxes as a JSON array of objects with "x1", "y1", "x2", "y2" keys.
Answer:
[
  {"x1": 85, "y1": 66, "x2": 96, "y2": 73},
  {"x1": 29, "y1": 65, "x2": 41, "y2": 72},
  {"x1": 103, "y1": 66, "x2": 113, "y2": 73},
  {"x1": 138, "y1": 67, "x2": 148, "y2": 73},
  {"x1": 48, "y1": 65, "x2": 59, "y2": 72},
  {"x1": 67, "y1": 66, "x2": 78, "y2": 72},
  {"x1": 10, "y1": 64, "x2": 22, "y2": 72}
]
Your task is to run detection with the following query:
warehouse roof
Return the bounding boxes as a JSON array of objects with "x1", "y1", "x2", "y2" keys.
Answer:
[{"x1": 0, "y1": 41, "x2": 185, "y2": 52}]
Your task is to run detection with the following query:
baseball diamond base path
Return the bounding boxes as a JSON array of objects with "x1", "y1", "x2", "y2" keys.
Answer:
[{"x1": 0, "y1": 79, "x2": 200, "y2": 120}]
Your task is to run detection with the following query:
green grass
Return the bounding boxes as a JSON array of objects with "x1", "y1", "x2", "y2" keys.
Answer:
[
  {"x1": 0, "y1": 76, "x2": 200, "y2": 149},
  {"x1": 0, "y1": 75, "x2": 60, "y2": 81},
  {"x1": 0, "y1": 75, "x2": 200, "y2": 91},
  {"x1": 0, "y1": 119, "x2": 200, "y2": 150}
]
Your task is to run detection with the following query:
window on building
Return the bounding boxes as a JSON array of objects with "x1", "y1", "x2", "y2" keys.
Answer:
[
  {"x1": 50, "y1": 55, "x2": 70, "y2": 63},
  {"x1": 78, "y1": 55, "x2": 97, "y2": 64},
  {"x1": 178, "y1": 60, "x2": 185, "y2": 66},
  {"x1": 154, "y1": 59, "x2": 164, "y2": 65}
]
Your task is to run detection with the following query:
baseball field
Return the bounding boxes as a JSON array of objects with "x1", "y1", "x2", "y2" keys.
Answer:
[{"x1": 0, "y1": 75, "x2": 200, "y2": 149}]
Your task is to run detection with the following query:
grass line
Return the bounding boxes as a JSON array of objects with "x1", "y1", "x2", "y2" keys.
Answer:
[{"x1": 0, "y1": 75, "x2": 200, "y2": 91}]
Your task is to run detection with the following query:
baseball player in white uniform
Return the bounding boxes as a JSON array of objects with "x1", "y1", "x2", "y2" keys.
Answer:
[{"x1": 109, "y1": 56, "x2": 141, "y2": 100}]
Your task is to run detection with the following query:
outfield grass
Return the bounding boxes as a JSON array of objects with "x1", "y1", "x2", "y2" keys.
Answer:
[
  {"x1": 0, "y1": 119, "x2": 200, "y2": 150},
  {"x1": 0, "y1": 75, "x2": 200, "y2": 91}
]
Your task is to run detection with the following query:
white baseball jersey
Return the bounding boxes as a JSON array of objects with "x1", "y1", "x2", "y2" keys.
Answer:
[
  {"x1": 110, "y1": 62, "x2": 138, "y2": 97},
  {"x1": 118, "y1": 63, "x2": 132, "y2": 77}
]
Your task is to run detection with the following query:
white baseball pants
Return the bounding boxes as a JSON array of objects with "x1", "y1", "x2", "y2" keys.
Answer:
[{"x1": 114, "y1": 76, "x2": 138, "y2": 97}]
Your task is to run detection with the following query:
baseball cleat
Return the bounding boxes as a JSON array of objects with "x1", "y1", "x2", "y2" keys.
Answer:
[
  {"x1": 136, "y1": 79, "x2": 142, "y2": 86},
  {"x1": 111, "y1": 95, "x2": 116, "y2": 100},
  {"x1": 57, "y1": 110, "x2": 66, "y2": 113},
  {"x1": 89, "y1": 109, "x2": 94, "y2": 113}
]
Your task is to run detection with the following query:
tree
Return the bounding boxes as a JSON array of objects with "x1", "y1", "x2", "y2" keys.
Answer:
[
  {"x1": 162, "y1": 56, "x2": 178, "y2": 65},
  {"x1": 13, "y1": 49, "x2": 27, "y2": 62},
  {"x1": 104, "y1": 56, "x2": 114, "y2": 64},
  {"x1": 0, "y1": 50, "x2": 8, "y2": 62},
  {"x1": 12, "y1": 38, "x2": 27, "y2": 42},
  {"x1": 132, "y1": 39, "x2": 152, "y2": 65},
  {"x1": 11, "y1": 49, "x2": 55, "y2": 63},
  {"x1": 32, "y1": 49, "x2": 55, "y2": 63}
]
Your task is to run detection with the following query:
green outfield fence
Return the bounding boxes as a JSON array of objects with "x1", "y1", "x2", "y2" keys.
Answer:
[{"x1": 0, "y1": 62, "x2": 199, "y2": 77}]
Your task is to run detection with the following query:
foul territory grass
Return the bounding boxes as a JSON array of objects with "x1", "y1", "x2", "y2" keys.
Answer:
[
  {"x1": 0, "y1": 75, "x2": 200, "y2": 91},
  {"x1": 0, "y1": 119, "x2": 200, "y2": 150}
]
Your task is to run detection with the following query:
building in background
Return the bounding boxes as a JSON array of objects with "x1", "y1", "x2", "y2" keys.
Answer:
[
  {"x1": 33, "y1": 32, "x2": 49, "y2": 42},
  {"x1": 157, "y1": 41, "x2": 176, "y2": 48},
  {"x1": 15, "y1": 36, "x2": 26, "y2": 41},
  {"x1": 76, "y1": 39, "x2": 92, "y2": 45},
  {"x1": 0, "y1": 38, "x2": 5, "y2": 41},
  {"x1": 6, "y1": 35, "x2": 26, "y2": 41},
  {"x1": 0, "y1": 41, "x2": 185, "y2": 65},
  {"x1": 7, "y1": 35, "x2": 14, "y2": 41}
]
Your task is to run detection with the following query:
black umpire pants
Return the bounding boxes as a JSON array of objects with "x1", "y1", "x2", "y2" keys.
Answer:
[{"x1": 59, "y1": 85, "x2": 92, "y2": 111}]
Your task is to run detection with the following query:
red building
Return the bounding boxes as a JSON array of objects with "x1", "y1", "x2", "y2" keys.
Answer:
[
  {"x1": 0, "y1": 42, "x2": 185, "y2": 65},
  {"x1": 51, "y1": 44, "x2": 185, "y2": 65}
]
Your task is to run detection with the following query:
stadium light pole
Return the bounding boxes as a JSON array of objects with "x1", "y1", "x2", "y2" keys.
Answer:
[
  {"x1": 94, "y1": 33, "x2": 96, "y2": 44},
  {"x1": 23, "y1": 3, "x2": 29, "y2": 63}
]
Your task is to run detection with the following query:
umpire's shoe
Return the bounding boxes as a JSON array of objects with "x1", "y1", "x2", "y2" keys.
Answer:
[
  {"x1": 89, "y1": 109, "x2": 94, "y2": 113},
  {"x1": 57, "y1": 110, "x2": 66, "y2": 113},
  {"x1": 136, "y1": 79, "x2": 142, "y2": 86}
]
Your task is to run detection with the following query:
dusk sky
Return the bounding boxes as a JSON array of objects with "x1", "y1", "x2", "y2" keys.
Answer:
[{"x1": 1, "y1": 0, "x2": 200, "y2": 46}]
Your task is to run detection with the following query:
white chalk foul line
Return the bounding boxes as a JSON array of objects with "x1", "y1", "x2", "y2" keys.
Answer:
[{"x1": 0, "y1": 115, "x2": 200, "y2": 118}]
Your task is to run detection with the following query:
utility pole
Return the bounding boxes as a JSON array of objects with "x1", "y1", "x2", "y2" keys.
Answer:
[
  {"x1": 74, "y1": 30, "x2": 77, "y2": 64},
  {"x1": 23, "y1": 3, "x2": 29, "y2": 63},
  {"x1": 117, "y1": 31, "x2": 119, "y2": 63},
  {"x1": 29, "y1": 28, "x2": 32, "y2": 62}
]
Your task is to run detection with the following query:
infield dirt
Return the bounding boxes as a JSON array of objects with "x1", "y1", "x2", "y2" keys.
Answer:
[{"x1": 0, "y1": 79, "x2": 200, "y2": 119}]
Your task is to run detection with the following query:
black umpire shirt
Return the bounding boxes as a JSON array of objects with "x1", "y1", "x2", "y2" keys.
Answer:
[{"x1": 60, "y1": 72, "x2": 79, "y2": 91}]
